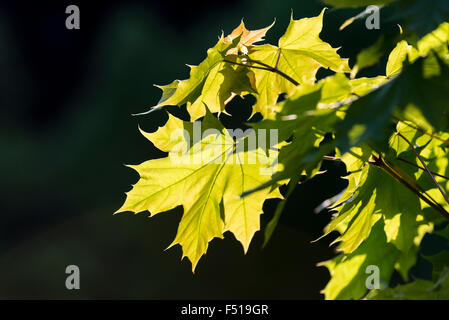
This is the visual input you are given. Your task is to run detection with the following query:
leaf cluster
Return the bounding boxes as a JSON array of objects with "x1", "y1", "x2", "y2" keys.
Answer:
[{"x1": 117, "y1": 1, "x2": 449, "y2": 299}]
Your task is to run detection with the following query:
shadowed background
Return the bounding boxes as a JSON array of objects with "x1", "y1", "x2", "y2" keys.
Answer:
[{"x1": 0, "y1": 0, "x2": 389, "y2": 298}]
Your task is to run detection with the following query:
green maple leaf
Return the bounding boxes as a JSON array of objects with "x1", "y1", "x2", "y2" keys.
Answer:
[
  {"x1": 350, "y1": 36, "x2": 386, "y2": 78},
  {"x1": 246, "y1": 9, "x2": 350, "y2": 118},
  {"x1": 320, "y1": 220, "x2": 400, "y2": 300},
  {"x1": 116, "y1": 111, "x2": 282, "y2": 271},
  {"x1": 386, "y1": 40, "x2": 413, "y2": 78},
  {"x1": 138, "y1": 29, "x2": 258, "y2": 120},
  {"x1": 148, "y1": 37, "x2": 237, "y2": 117},
  {"x1": 319, "y1": 120, "x2": 449, "y2": 298},
  {"x1": 115, "y1": 9, "x2": 449, "y2": 299},
  {"x1": 321, "y1": 216, "x2": 433, "y2": 299},
  {"x1": 323, "y1": 120, "x2": 445, "y2": 257},
  {"x1": 325, "y1": 164, "x2": 425, "y2": 255}
]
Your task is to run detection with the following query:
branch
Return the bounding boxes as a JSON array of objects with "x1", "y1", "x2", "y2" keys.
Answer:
[
  {"x1": 397, "y1": 157, "x2": 449, "y2": 180},
  {"x1": 322, "y1": 153, "x2": 449, "y2": 220},
  {"x1": 323, "y1": 155, "x2": 341, "y2": 161},
  {"x1": 371, "y1": 155, "x2": 449, "y2": 221},
  {"x1": 385, "y1": 158, "x2": 445, "y2": 212},
  {"x1": 247, "y1": 57, "x2": 300, "y2": 86},
  {"x1": 397, "y1": 132, "x2": 449, "y2": 206}
]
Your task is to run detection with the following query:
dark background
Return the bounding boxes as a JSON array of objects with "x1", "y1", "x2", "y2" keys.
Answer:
[{"x1": 0, "y1": 0, "x2": 389, "y2": 299}]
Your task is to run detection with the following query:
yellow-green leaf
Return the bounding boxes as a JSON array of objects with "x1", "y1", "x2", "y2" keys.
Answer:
[
  {"x1": 247, "y1": 9, "x2": 350, "y2": 118},
  {"x1": 117, "y1": 112, "x2": 282, "y2": 271}
]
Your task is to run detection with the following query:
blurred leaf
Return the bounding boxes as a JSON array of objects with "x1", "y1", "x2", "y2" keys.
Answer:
[{"x1": 351, "y1": 36, "x2": 385, "y2": 78}]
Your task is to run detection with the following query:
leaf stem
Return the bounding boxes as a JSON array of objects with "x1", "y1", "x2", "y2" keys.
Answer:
[
  {"x1": 223, "y1": 56, "x2": 300, "y2": 86},
  {"x1": 246, "y1": 57, "x2": 300, "y2": 86}
]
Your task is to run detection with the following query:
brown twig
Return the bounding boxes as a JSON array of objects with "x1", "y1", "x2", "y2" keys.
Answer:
[
  {"x1": 371, "y1": 154, "x2": 449, "y2": 220},
  {"x1": 397, "y1": 132, "x2": 449, "y2": 206},
  {"x1": 322, "y1": 155, "x2": 341, "y2": 161},
  {"x1": 223, "y1": 57, "x2": 299, "y2": 86},
  {"x1": 397, "y1": 157, "x2": 449, "y2": 180}
]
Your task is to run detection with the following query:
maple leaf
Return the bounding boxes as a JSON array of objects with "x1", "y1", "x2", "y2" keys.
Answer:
[
  {"x1": 116, "y1": 111, "x2": 282, "y2": 271},
  {"x1": 324, "y1": 164, "x2": 425, "y2": 255},
  {"x1": 322, "y1": 120, "x2": 447, "y2": 256},
  {"x1": 320, "y1": 220, "x2": 401, "y2": 300},
  {"x1": 116, "y1": 8, "x2": 449, "y2": 299},
  {"x1": 137, "y1": 20, "x2": 279, "y2": 121},
  {"x1": 246, "y1": 9, "x2": 350, "y2": 118},
  {"x1": 319, "y1": 120, "x2": 449, "y2": 298},
  {"x1": 350, "y1": 36, "x2": 386, "y2": 78},
  {"x1": 137, "y1": 33, "x2": 255, "y2": 121}
]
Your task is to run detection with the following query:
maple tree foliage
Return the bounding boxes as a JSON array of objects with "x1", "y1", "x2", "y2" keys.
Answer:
[{"x1": 117, "y1": 1, "x2": 449, "y2": 299}]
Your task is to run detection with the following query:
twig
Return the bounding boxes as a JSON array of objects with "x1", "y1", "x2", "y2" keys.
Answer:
[
  {"x1": 321, "y1": 152, "x2": 449, "y2": 220},
  {"x1": 247, "y1": 57, "x2": 300, "y2": 86},
  {"x1": 397, "y1": 157, "x2": 449, "y2": 180},
  {"x1": 385, "y1": 158, "x2": 444, "y2": 211},
  {"x1": 223, "y1": 57, "x2": 299, "y2": 86},
  {"x1": 371, "y1": 155, "x2": 449, "y2": 220},
  {"x1": 323, "y1": 155, "x2": 341, "y2": 161},
  {"x1": 397, "y1": 132, "x2": 449, "y2": 206}
]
